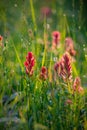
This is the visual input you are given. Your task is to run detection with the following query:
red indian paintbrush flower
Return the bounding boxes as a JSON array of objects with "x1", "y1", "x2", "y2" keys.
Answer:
[
  {"x1": 54, "y1": 52, "x2": 72, "y2": 82},
  {"x1": 39, "y1": 66, "x2": 48, "y2": 80},
  {"x1": 73, "y1": 77, "x2": 84, "y2": 94},
  {"x1": 62, "y1": 52, "x2": 72, "y2": 80},
  {"x1": 41, "y1": 6, "x2": 51, "y2": 17},
  {"x1": 24, "y1": 52, "x2": 35, "y2": 76},
  {"x1": 0, "y1": 35, "x2": 4, "y2": 47},
  {"x1": 65, "y1": 37, "x2": 76, "y2": 56},
  {"x1": 0, "y1": 35, "x2": 3, "y2": 41},
  {"x1": 52, "y1": 31, "x2": 60, "y2": 47}
]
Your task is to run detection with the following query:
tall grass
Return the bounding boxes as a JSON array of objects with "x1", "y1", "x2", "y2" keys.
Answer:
[{"x1": 0, "y1": 0, "x2": 87, "y2": 130}]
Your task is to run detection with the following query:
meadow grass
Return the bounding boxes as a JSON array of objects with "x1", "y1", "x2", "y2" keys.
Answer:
[{"x1": 0, "y1": 0, "x2": 87, "y2": 130}]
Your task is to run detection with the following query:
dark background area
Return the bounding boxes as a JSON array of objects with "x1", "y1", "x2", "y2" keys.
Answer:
[{"x1": 0, "y1": 0, "x2": 87, "y2": 35}]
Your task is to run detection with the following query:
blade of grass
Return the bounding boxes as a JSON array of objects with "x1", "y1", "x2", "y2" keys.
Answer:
[
  {"x1": 10, "y1": 37, "x2": 24, "y2": 72},
  {"x1": 42, "y1": 16, "x2": 47, "y2": 66},
  {"x1": 72, "y1": 63, "x2": 78, "y2": 76},
  {"x1": 30, "y1": 0, "x2": 37, "y2": 33},
  {"x1": 30, "y1": 0, "x2": 38, "y2": 56}
]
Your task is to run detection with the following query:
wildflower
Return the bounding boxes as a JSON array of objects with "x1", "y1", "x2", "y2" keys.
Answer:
[
  {"x1": 62, "y1": 52, "x2": 72, "y2": 80},
  {"x1": 54, "y1": 52, "x2": 72, "y2": 82},
  {"x1": 73, "y1": 77, "x2": 80, "y2": 91},
  {"x1": 24, "y1": 52, "x2": 35, "y2": 76},
  {"x1": 52, "y1": 31, "x2": 60, "y2": 47},
  {"x1": 65, "y1": 37, "x2": 76, "y2": 56},
  {"x1": 54, "y1": 62, "x2": 60, "y2": 72},
  {"x1": 41, "y1": 6, "x2": 51, "y2": 17},
  {"x1": 73, "y1": 77, "x2": 84, "y2": 94},
  {"x1": 78, "y1": 86, "x2": 84, "y2": 93},
  {"x1": 39, "y1": 66, "x2": 48, "y2": 80},
  {"x1": 0, "y1": 35, "x2": 4, "y2": 47},
  {"x1": 0, "y1": 35, "x2": 3, "y2": 41}
]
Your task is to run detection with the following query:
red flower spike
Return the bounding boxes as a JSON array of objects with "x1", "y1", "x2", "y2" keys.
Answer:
[
  {"x1": 41, "y1": 6, "x2": 51, "y2": 17},
  {"x1": 0, "y1": 35, "x2": 4, "y2": 48},
  {"x1": 52, "y1": 31, "x2": 60, "y2": 46},
  {"x1": 63, "y1": 52, "x2": 72, "y2": 79},
  {"x1": 54, "y1": 62, "x2": 60, "y2": 72},
  {"x1": 0, "y1": 35, "x2": 3, "y2": 41},
  {"x1": 65, "y1": 37, "x2": 74, "y2": 49},
  {"x1": 54, "y1": 52, "x2": 72, "y2": 82},
  {"x1": 40, "y1": 66, "x2": 48, "y2": 80},
  {"x1": 73, "y1": 77, "x2": 81, "y2": 91},
  {"x1": 73, "y1": 77, "x2": 84, "y2": 94},
  {"x1": 65, "y1": 37, "x2": 76, "y2": 56},
  {"x1": 24, "y1": 52, "x2": 35, "y2": 76},
  {"x1": 24, "y1": 61, "x2": 28, "y2": 67},
  {"x1": 78, "y1": 86, "x2": 84, "y2": 93}
]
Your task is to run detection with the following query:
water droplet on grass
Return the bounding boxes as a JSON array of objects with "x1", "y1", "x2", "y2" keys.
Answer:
[
  {"x1": 78, "y1": 26, "x2": 81, "y2": 30},
  {"x1": 28, "y1": 42, "x2": 31, "y2": 45},
  {"x1": 83, "y1": 44, "x2": 85, "y2": 47},
  {"x1": 72, "y1": 14, "x2": 75, "y2": 17},
  {"x1": 83, "y1": 75, "x2": 87, "y2": 78},
  {"x1": 14, "y1": 4, "x2": 17, "y2": 7},
  {"x1": 63, "y1": 14, "x2": 66, "y2": 17},
  {"x1": 27, "y1": 84, "x2": 29, "y2": 87},
  {"x1": 21, "y1": 38, "x2": 23, "y2": 42},
  {"x1": 53, "y1": 57, "x2": 57, "y2": 62},
  {"x1": 47, "y1": 24, "x2": 50, "y2": 29},
  {"x1": 83, "y1": 48, "x2": 86, "y2": 51}
]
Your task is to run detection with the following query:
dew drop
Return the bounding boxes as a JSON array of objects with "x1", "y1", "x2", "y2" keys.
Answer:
[
  {"x1": 83, "y1": 75, "x2": 87, "y2": 78},
  {"x1": 63, "y1": 14, "x2": 66, "y2": 17},
  {"x1": 78, "y1": 26, "x2": 81, "y2": 30},
  {"x1": 47, "y1": 24, "x2": 50, "y2": 29},
  {"x1": 21, "y1": 38, "x2": 23, "y2": 42},
  {"x1": 14, "y1": 4, "x2": 17, "y2": 7},
  {"x1": 53, "y1": 57, "x2": 57, "y2": 62},
  {"x1": 72, "y1": 14, "x2": 75, "y2": 17},
  {"x1": 27, "y1": 84, "x2": 29, "y2": 87},
  {"x1": 83, "y1": 48, "x2": 86, "y2": 51},
  {"x1": 28, "y1": 42, "x2": 31, "y2": 45},
  {"x1": 83, "y1": 44, "x2": 85, "y2": 47}
]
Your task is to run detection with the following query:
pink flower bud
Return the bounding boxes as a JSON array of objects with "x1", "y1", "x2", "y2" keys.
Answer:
[
  {"x1": 40, "y1": 66, "x2": 48, "y2": 80},
  {"x1": 41, "y1": 6, "x2": 51, "y2": 17},
  {"x1": 52, "y1": 31, "x2": 60, "y2": 47},
  {"x1": 65, "y1": 37, "x2": 76, "y2": 56},
  {"x1": 73, "y1": 77, "x2": 84, "y2": 94}
]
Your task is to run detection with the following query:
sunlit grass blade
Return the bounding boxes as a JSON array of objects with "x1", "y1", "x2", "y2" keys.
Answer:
[
  {"x1": 30, "y1": 0, "x2": 37, "y2": 33},
  {"x1": 72, "y1": 63, "x2": 78, "y2": 76},
  {"x1": 42, "y1": 16, "x2": 47, "y2": 66}
]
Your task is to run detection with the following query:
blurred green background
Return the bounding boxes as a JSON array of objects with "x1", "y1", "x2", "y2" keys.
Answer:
[
  {"x1": 0, "y1": 0, "x2": 87, "y2": 34},
  {"x1": 0, "y1": 0, "x2": 87, "y2": 87}
]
